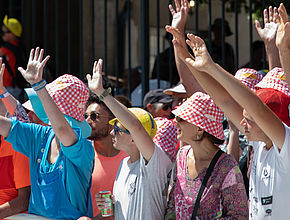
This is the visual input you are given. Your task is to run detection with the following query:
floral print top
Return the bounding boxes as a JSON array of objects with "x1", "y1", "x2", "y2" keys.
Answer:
[{"x1": 166, "y1": 145, "x2": 248, "y2": 220}]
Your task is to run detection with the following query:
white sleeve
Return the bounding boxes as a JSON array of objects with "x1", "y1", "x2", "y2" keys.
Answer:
[
  {"x1": 273, "y1": 123, "x2": 290, "y2": 172},
  {"x1": 139, "y1": 144, "x2": 172, "y2": 178}
]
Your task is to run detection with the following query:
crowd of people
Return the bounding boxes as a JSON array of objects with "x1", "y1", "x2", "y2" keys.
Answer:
[{"x1": 0, "y1": 0, "x2": 290, "y2": 219}]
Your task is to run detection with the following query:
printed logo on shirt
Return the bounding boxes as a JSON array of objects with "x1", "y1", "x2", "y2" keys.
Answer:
[
  {"x1": 261, "y1": 196, "x2": 272, "y2": 205},
  {"x1": 265, "y1": 209, "x2": 272, "y2": 217}
]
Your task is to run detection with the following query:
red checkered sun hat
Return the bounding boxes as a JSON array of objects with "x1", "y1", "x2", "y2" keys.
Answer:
[
  {"x1": 234, "y1": 68, "x2": 263, "y2": 91},
  {"x1": 25, "y1": 74, "x2": 91, "y2": 137},
  {"x1": 46, "y1": 74, "x2": 89, "y2": 122},
  {"x1": 172, "y1": 92, "x2": 225, "y2": 140},
  {"x1": 255, "y1": 67, "x2": 290, "y2": 96},
  {"x1": 153, "y1": 117, "x2": 178, "y2": 161}
]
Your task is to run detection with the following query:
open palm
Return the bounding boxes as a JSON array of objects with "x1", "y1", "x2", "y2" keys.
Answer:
[
  {"x1": 87, "y1": 59, "x2": 104, "y2": 96},
  {"x1": 185, "y1": 34, "x2": 213, "y2": 71},
  {"x1": 169, "y1": 0, "x2": 188, "y2": 31},
  {"x1": 18, "y1": 47, "x2": 50, "y2": 85}
]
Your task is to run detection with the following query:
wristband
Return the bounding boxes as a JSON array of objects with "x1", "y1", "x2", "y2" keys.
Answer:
[
  {"x1": 0, "y1": 90, "x2": 9, "y2": 98},
  {"x1": 31, "y1": 79, "x2": 47, "y2": 91},
  {"x1": 99, "y1": 87, "x2": 111, "y2": 101}
]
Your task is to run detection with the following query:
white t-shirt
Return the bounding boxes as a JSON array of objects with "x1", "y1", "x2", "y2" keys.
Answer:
[
  {"x1": 249, "y1": 123, "x2": 290, "y2": 219},
  {"x1": 113, "y1": 144, "x2": 172, "y2": 220}
]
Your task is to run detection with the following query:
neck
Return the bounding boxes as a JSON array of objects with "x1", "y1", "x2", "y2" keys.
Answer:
[
  {"x1": 125, "y1": 145, "x2": 140, "y2": 164},
  {"x1": 187, "y1": 138, "x2": 219, "y2": 161},
  {"x1": 263, "y1": 137, "x2": 274, "y2": 150},
  {"x1": 93, "y1": 135, "x2": 120, "y2": 157}
]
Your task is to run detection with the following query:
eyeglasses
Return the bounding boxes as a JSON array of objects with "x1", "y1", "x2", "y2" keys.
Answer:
[
  {"x1": 175, "y1": 116, "x2": 184, "y2": 122},
  {"x1": 1, "y1": 30, "x2": 11, "y2": 35},
  {"x1": 84, "y1": 111, "x2": 110, "y2": 121},
  {"x1": 113, "y1": 124, "x2": 130, "y2": 135},
  {"x1": 162, "y1": 103, "x2": 172, "y2": 111}
]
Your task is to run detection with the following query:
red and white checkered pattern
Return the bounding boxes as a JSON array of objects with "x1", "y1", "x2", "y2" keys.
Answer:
[
  {"x1": 234, "y1": 68, "x2": 263, "y2": 91},
  {"x1": 255, "y1": 67, "x2": 290, "y2": 96},
  {"x1": 153, "y1": 117, "x2": 178, "y2": 161},
  {"x1": 46, "y1": 74, "x2": 89, "y2": 122},
  {"x1": 172, "y1": 92, "x2": 225, "y2": 140}
]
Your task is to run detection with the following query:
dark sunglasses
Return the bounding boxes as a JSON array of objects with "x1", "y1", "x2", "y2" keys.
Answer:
[
  {"x1": 162, "y1": 103, "x2": 172, "y2": 111},
  {"x1": 84, "y1": 112, "x2": 110, "y2": 121},
  {"x1": 1, "y1": 30, "x2": 11, "y2": 35},
  {"x1": 113, "y1": 124, "x2": 130, "y2": 135},
  {"x1": 175, "y1": 116, "x2": 184, "y2": 122}
]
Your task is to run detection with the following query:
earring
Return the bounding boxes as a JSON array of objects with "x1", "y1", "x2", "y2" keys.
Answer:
[{"x1": 196, "y1": 135, "x2": 201, "y2": 140}]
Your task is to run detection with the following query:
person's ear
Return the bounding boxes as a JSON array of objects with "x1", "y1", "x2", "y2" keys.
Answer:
[{"x1": 146, "y1": 103, "x2": 152, "y2": 111}]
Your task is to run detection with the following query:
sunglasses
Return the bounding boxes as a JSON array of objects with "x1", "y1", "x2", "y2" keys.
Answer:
[
  {"x1": 84, "y1": 112, "x2": 110, "y2": 121},
  {"x1": 113, "y1": 124, "x2": 130, "y2": 135},
  {"x1": 162, "y1": 103, "x2": 172, "y2": 111},
  {"x1": 175, "y1": 116, "x2": 184, "y2": 122}
]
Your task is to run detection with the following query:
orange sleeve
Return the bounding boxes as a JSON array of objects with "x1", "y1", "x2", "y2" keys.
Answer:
[{"x1": 11, "y1": 144, "x2": 31, "y2": 189}]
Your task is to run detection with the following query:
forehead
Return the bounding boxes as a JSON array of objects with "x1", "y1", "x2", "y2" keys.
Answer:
[
  {"x1": 1, "y1": 25, "x2": 9, "y2": 32},
  {"x1": 86, "y1": 103, "x2": 108, "y2": 114},
  {"x1": 242, "y1": 109, "x2": 253, "y2": 120},
  {"x1": 172, "y1": 93, "x2": 187, "y2": 99}
]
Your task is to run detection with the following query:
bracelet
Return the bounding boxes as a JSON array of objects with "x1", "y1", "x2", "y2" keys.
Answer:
[
  {"x1": 31, "y1": 79, "x2": 47, "y2": 91},
  {"x1": 0, "y1": 90, "x2": 9, "y2": 98},
  {"x1": 99, "y1": 87, "x2": 111, "y2": 101}
]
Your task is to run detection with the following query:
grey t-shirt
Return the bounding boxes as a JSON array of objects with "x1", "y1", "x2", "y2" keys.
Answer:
[{"x1": 113, "y1": 144, "x2": 172, "y2": 220}]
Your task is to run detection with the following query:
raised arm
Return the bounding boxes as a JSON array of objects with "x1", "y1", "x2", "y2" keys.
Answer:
[
  {"x1": 87, "y1": 59, "x2": 155, "y2": 161},
  {"x1": 18, "y1": 48, "x2": 78, "y2": 147},
  {"x1": 168, "y1": 0, "x2": 203, "y2": 96},
  {"x1": 276, "y1": 3, "x2": 290, "y2": 85},
  {"x1": 255, "y1": 6, "x2": 281, "y2": 70},
  {"x1": 0, "y1": 58, "x2": 18, "y2": 115},
  {"x1": 166, "y1": 26, "x2": 244, "y2": 131},
  {"x1": 185, "y1": 34, "x2": 285, "y2": 149}
]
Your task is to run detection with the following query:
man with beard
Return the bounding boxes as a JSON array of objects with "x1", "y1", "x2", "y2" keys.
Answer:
[{"x1": 85, "y1": 94, "x2": 127, "y2": 218}]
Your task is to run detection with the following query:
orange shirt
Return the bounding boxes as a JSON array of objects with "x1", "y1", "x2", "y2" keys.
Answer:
[
  {"x1": 91, "y1": 150, "x2": 127, "y2": 216},
  {"x1": 0, "y1": 40, "x2": 19, "y2": 87},
  {"x1": 0, "y1": 136, "x2": 30, "y2": 205}
]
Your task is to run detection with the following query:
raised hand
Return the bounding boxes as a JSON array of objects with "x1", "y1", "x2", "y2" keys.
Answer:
[
  {"x1": 276, "y1": 3, "x2": 290, "y2": 50},
  {"x1": 165, "y1": 25, "x2": 191, "y2": 61},
  {"x1": 169, "y1": 0, "x2": 188, "y2": 32},
  {"x1": 0, "y1": 58, "x2": 6, "y2": 93},
  {"x1": 86, "y1": 59, "x2": 104, "y2": 96},
  {"x1": 255, "y1": 6, "x2": 279, "y2": 44},
  {"x1": 185, "y1": 33, "x2": 214, "y2": 71},
  {"x1": 18, "y1": 47, "x2": 50, "y2": 85}
]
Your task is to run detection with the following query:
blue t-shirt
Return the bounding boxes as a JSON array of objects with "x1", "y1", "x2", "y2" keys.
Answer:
[{"x1": 5, "y1": 118, "x2": 94, "y2": 219}]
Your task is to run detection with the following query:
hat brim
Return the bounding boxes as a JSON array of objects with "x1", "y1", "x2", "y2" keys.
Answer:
[{"x1": 24, "y1": 88, "x2": 91, "y2": 138}]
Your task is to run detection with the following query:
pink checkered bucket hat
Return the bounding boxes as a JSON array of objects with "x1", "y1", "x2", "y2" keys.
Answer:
[
  {"x1": 255, "y1": 67, "x2": 290, "y2": 96},
  {"x1": 153, "y1": 117, "x2": 178, "y2": 161},
  {"x1": 234, "y1": 68, "x2": 263, "y2": 91},
  {"x1": 172, "y1": 92, "x2": 225, "y2": 140},
  {"x1": 24, "y1": 74, "x2": 92, "y2": 137}
]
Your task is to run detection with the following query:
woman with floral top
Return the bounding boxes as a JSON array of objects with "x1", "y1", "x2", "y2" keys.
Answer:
[{"x1": 165, "y1": 92, "x2": 248, "y2": 220}]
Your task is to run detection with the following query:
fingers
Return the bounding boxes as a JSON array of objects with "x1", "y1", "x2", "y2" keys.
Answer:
[
  {"x1": 93, "y1": 61, "x2": 98, "y2": 73},
  {"x1": 40, "y1": 55, "x2": 50, "y2": 69},
  {"x1": 174, "y1": 0, "x2": 180, "y2": 12},
  {"x1": 0, "y1": 63, "x2": 5, "y2": 76},
  {"x1": 268, "y1": 6, "x2": 273, "y2": 22},
  {"x1": 263, "y1": 9, "x2": 269, "y2": 24},
  {"x1": 29, "y1": 49, "x2": 34, "y2": 63},
  {"x1": 18, "y1": 67, "x2": 26, "y2": 76},
  {"x1": 168, "y1": 4, "x2": 175, "y2": 16},
  {"x1": 97, "y1": 59, "x2": 103, "y2": 74},
  {"x1": 86, "y1": 74, "x2": 92, "y2": 82},
  {"x1": 278, "y1": 3, "x2": 288, "y2": 24},
  {"x1": 34, "y1": 47, "x2": 40, "y2": 61},
  {"x1": 38, "y1": 49, "x2": 44, "y2": 62},
  {"x1": 255, "y1": 20, "x2": 261, "y2": 32}
]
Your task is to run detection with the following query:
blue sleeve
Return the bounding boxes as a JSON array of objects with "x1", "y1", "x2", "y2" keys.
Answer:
[
  {"x1": 5, "y1": 118, "x2": 51, "y2": 159},
  {"x1": 60, "y1": 127, "x2": 95, "y2": 170}
]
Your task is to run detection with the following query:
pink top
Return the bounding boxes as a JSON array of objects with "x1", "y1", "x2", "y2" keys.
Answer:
[
  {"x1": 167, "y1": 145, "x2": 248, "y2": 219},
  {"x1": 91, "y1": 150, "x2": 128, "y2": 216}
]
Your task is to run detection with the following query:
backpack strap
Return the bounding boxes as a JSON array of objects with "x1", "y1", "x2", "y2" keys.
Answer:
[{"x1": 191, "y1": 149, "x2": 223, "y2": 219}]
